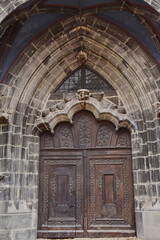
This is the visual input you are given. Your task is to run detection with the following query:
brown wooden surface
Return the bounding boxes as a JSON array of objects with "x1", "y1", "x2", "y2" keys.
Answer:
[{"x1": 38, "y1": 111, "x2": 135, "y2": 238}]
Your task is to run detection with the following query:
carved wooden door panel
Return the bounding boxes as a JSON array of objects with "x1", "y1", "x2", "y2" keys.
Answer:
[
  {"x1": 86, "y1": 149, "x2": 135, "y2": 237},
  {"x1": 38, "y1": 111, "x2": 135, "y2": 238},
  {"x1": 38, "y1": 150, "x2": 84, "y2": 239}
]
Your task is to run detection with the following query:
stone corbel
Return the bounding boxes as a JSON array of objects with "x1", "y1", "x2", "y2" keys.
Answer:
[
  {"x1": 76, "y1": 89, "x2": 90, "y2": 108},
  {"x1": 0, "y1": 109, "x2": 11, "y2": 124}
]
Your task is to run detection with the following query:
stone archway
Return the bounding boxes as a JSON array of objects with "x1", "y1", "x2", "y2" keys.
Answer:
[
  {"x1": 0, "y1": 4, "x2": 159, "y2": 240},
  {"x1": 35, "y1": 89, "x2": 136, "y2": 238}
]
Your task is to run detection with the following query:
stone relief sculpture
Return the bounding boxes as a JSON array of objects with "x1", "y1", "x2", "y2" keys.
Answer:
[{"x1": 33, "y1": 89, "x2": 137, "y2": 134}]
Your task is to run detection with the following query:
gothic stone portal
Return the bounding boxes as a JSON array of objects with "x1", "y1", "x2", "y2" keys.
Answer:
[{"x1": 38, "y1": 111, "x2": 135, "y2": 238}]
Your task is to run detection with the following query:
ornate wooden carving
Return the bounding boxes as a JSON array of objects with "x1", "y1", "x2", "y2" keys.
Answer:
[
  {"x1": 96, "y1": 125, "x2": 112, "y2": 147},
  {"x1": 59, "y1": 126, "x2": 73, "y2": 148},
  {"x1": 44, "y1": 134, "x2": 54, "y2": 148},
  {"x1": 88, "y1": 156, "x2": 130, "y2": 227},
  {"x1": 38, "y1": 111, "x2": 135, "y2": 238},
  {"x1": 77, "y1": 114, "x2": 92, "y2": 148},
  {"x1": 116, "y1": 132, "x2": 127, "y2": 147},
  {"x1": 39, "y1": 155, "x2": 83, "y2": 232}
]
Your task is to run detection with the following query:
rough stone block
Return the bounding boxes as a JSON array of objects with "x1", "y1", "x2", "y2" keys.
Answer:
[
  {"x1": 0, "y1": 158, "x2": 6, "y2": 171},
  {"x1": 0, "y1": 133, "x2": 8, "y2": 145},
  {"x1": 138, "y1": 171, "x2": 149, "y2": 183},
  {"x1": 0, "y1": 230, "x2": 11, "y2": 240},
  {"x1": 13, "y1": 229, "x2": 36, "y2": 240},
  {"x1": 149, "y1": 156, "x2": 159, "y2": 168},
  {"x1": 0, "y1": 201, "x2": 8, "y2": 214},
  {"x1": 133, "y1": 158, "x2": 145, "y2": 170},
  {"x1": 151, "y1": 170, "x2": 160, "y2": 182},
  {"x1": 0, "y1": 213, "x2": 32, "y2": 230},
  {"x1": 135, "y1": 211, "x2": 144, "y2": 239},
  {"x1": 143, "y1": 210, "x2": 160, "y2": 228},
  {"x1": 0, "y1": 187, "x2": 9, "y2": 201},
  {"x1": 144, "y1": 226, "x2": 160, "y2": 240},
  {"x1": 152, "y1": 184, "x2": 157, "y2": 196}
]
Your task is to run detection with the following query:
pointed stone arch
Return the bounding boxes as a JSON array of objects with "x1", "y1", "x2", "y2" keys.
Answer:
[
  {"x1": 0, "y1": 0, "x2": 159, "y2": 25},
  {"x1": 3, "y1": 16, "x2": 158, "y2": 119},
  {"x1": 0, "y1": 8, "x2": 159, "y2": 240}
]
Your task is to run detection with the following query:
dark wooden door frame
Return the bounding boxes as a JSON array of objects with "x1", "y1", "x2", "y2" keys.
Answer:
[{"x1": 38, "y1": 111, "x2": 135, "y2": 238}]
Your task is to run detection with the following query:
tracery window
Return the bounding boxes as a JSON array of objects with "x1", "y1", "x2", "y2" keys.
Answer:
[{"x1": 55, "y1": 66, "x2": 115, "y2": 93}]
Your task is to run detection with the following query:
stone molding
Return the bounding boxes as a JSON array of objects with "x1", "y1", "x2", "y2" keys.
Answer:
[{"x1": 33, "y1": 89, "x2": 137, "y2": 135}]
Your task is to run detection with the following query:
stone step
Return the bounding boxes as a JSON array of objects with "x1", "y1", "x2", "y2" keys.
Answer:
[{"x1": 37, "y1": 238, "x2": 141, "y2": 240}]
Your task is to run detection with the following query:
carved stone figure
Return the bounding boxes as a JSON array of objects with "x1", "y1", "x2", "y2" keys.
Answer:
[
  {"x1": 77, "y1": 89, "x2": 90, "y2": 101},
  {"x1": 76, "y1": 50, "x2": 88, "y2": 64}
]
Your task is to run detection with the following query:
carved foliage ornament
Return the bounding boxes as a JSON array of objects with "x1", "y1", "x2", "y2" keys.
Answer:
[
  {"x1": 42, "y1": 160, "x2": 82, "y2": 226},
  {"x1": 34, "y1": 89, "x2": 137, "y2": 135},
  {"x1": 45, "y1": 134, "x2": 54, "y2": 148},
  {"x1": 97, "y1": 126, "x2": 112, "y2": 146},
  {"x1": 116, "y1": 132, "x2": 126, "y2": 147},
  {"x1": 78, "y1": 115, "x2": 92, "y2": 148},
  {"x1": 59, "y1": 126, "x2": 73, "y2": 148}
]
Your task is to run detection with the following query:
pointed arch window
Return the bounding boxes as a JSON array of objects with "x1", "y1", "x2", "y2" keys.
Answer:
[{"x1": 55, "y1": 66, "x2": 116, "y2": 93}]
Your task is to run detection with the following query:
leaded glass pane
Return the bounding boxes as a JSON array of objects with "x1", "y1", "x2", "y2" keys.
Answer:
[{"x1": 55, "y1": 67, "x2": 115, "y2": 93}]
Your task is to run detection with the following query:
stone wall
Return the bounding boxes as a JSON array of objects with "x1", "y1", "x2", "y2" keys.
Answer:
[{"x1": 0, "y1": 13, "x2": 159, "y2": 240}]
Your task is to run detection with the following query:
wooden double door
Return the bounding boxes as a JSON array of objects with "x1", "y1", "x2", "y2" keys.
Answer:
[{"x1": 38, "y1": 111, "x2": 135, "y2": 238}]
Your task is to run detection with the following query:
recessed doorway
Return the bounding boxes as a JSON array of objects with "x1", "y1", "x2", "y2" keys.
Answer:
[{"x1": 38, "y1": 111, "x2": 135, "y2": 238}]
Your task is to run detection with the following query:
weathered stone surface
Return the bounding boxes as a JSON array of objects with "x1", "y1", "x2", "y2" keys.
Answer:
[
  {"x1": 0, "y1": 230, "x2": 12, "y2": 240},
  {"x1": 143, "y1": 211, "x2": 160, "y2": 240},
  {"x1": 13, "y1": 229, "x2": 36, "y2": 240},
  {"x1": 0, "y1": 214, "x2": 32, "y2": 230},
  {"x1": 0, "y1": 2, "x2": 159, "y2": 240}
]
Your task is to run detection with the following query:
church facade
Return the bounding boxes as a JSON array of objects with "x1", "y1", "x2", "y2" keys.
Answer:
[{"x1": 0, "y1": 0, "x2": 160, "y2": 240}]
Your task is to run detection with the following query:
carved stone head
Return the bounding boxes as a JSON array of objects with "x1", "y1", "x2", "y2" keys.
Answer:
[
  {"x1": 77, "y1": 89, "x2": 90, "y2": 101},
  {"x1": 76, "y1": 50, "x2": 88, "y2": 64}
]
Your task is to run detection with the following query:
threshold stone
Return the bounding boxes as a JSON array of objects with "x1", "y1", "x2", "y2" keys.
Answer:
[{"x1": 37, "y1": 238, "x2": 142, "y2": 240}]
